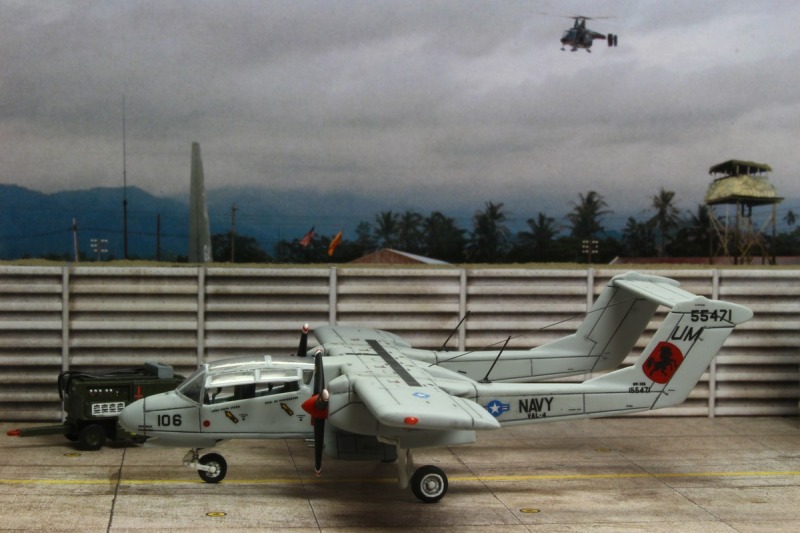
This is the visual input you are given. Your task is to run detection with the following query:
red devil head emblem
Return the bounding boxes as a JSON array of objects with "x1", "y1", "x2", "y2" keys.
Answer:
[{"x1": 643, "y1": 342, "x2": 684, "y2": 384}]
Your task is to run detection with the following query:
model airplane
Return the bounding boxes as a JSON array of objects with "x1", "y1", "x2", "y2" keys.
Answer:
[{"x1": 118, "y1": 272, "x2": 751, "y2": 502}]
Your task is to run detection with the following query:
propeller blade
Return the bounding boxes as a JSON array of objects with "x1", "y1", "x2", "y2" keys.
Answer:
[
  {"x1": 296, "y1": 323, "x2": 309, "y2": 357},
  {"x1": 305, "y1": 348, "x2": 328, "y2": 476},
  {"x1": 303, "y1": 350, "x2": 330, "y2": 418},
  {"x1": 312, "y1": 349, "x2": 324, "y2": 394},
  {"x1": 314, "y1": 418, "x2": 325, "y2": 476}
]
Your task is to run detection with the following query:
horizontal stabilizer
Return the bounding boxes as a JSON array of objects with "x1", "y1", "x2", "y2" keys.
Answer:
[{"x1": 612, "y1": 273, "x2": 701, "y2": 309}]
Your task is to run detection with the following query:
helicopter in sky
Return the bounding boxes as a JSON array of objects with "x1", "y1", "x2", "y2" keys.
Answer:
[{"x1": 558, "y1": 15, "x2": 618, "y2": 52}]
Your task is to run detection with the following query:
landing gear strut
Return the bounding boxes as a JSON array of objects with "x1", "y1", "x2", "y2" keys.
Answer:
[{"x1": 183, "y1": 449, "x2": 228, "y2": 483}]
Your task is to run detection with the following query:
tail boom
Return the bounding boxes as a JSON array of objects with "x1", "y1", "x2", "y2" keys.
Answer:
[{"x1": 474, "y1": 286, "x2": 752, "y2": 424}]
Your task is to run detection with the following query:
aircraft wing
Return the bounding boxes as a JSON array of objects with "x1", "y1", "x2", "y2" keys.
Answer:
[
  {"x1": 323, "y1": 332, "x2": 499, "y2": 432},
  {"x1": 314, "y1": 325, "x2": 413, "y2": 352}
]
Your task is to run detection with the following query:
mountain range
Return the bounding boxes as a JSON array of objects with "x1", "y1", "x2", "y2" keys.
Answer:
[
  {"x1": 0, "y1": 184, "x2": 447, "y2": 260},
  {"x1": 1, "y1": 183, "x2": 637, "y2": 261}
]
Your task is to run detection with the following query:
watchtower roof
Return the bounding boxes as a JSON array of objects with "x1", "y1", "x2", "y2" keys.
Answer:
[
  {"x1": 709, "y1": 160, "x2": 772, "y2": 176},
  {"x1": 705, "y1": 160, "x2": 781, "y2": 206}
]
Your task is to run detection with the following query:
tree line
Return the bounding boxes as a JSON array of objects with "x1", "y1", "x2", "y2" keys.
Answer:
[{"x1": 213, "y1": 188, "x2": 799, "y2": 264}]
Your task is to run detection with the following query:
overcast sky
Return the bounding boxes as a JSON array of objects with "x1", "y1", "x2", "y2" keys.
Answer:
[{"x1": 2, "y1": 0, "x2": 799, "y2": 228}]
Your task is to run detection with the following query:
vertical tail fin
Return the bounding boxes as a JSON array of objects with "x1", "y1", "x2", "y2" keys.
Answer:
[
  {"x1": 585, "y1": 282, "x2": 752, "y2": 409},
  {"x1": 532, "y1": 272, "x2": 679, "y2": 371}
]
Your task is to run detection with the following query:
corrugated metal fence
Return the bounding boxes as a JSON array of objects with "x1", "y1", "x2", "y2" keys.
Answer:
[{"x1": 0, "y1": 265, "x2": 797, "y2": 421}]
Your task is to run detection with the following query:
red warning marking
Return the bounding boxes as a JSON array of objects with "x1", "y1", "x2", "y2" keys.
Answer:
[{"x1": 643, "y1": 341, "x2": 684, "y2": 384}]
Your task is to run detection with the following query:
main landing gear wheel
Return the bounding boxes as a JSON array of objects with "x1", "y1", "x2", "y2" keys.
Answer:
[
  {"x1": 410, "y1": 465, "x2": 448, "y2": 503},
  {"x1": 198, "y1": 453, "x2": 228, "y2": 483}
]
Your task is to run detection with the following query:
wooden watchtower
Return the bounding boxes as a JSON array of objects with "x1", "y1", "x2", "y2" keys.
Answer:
[{"x1": 705, "y1": 160, "x2": 782, "y2": 264}]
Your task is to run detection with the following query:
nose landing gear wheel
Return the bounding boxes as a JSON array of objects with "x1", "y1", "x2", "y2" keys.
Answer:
[
  {"x1": 198, "y1": 453, "x2": 228, "y2": 483},
  {"x1": 410, "y1": 465, "x2": 448, "y2": 503}
]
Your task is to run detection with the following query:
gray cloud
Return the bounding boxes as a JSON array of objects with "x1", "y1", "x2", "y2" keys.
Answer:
[{"x1": 1, "y1": 0, "x2": 798, "y2": 224}]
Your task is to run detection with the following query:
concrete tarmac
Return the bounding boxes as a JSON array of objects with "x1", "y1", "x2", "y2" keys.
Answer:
[{"x1": 2, "y1": 416, "x2": 799, "y2": 532}]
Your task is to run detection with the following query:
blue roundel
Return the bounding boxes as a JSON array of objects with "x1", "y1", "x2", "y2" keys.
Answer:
[{"x1": 485, "y1": 399, "x2": 510, "y2": 417}]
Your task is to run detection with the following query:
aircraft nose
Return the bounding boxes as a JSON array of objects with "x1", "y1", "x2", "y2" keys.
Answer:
[{"x1": 119, "y1": 398, "x2": 145, "y2": 435}]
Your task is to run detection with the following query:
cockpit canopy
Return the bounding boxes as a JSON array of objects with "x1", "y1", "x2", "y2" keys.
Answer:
[{"x1": 176, "y1": 355, "x2": 314, "y2": 404}]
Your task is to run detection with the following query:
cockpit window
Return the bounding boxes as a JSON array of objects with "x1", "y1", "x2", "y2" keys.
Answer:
[
  {"x1": 205, "y1": 380, "x2": 300, "y2": 404},
  {"x1": 206, "y1": 384, "x2": 254, "y2": 404},
  {"x1": 177, "y1": 371, "x2": 204, "y2": 404},
  {"x1": 257, "y1": 380, "x2": 300, "y2": 396}
]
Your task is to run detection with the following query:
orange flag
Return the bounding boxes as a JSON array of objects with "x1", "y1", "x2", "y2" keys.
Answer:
[{"x1": 328, "y1": 230, "x2": 343, "y2": 256}]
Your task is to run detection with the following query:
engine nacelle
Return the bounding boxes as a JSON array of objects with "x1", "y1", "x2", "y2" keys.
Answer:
[{"x1": 325, "y1": 428, "x2": 397, "y2": 462}]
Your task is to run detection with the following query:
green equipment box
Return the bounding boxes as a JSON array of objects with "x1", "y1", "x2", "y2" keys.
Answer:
[{"x1": 7, "y1": 362, "x2": 185, "y2": 450}]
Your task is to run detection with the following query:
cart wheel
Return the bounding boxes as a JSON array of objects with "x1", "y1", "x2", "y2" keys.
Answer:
[
  {"x1": 198, "y1": 453, "x2": 227, "y2": 483},
  {"x1": 410, "y1": 465, "x2": 448, "y2": 503},
  {"x1": 77, "y1": 424, "x2": 106, "y2": 451}
]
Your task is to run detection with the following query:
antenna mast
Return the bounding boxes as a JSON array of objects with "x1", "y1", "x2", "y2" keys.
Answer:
[{"x1": 122, "y1": 94, "x2": 129, "y2": 259}]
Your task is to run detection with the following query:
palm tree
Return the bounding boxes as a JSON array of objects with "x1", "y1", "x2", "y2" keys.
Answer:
[
  {"x1": 648, "y1": 188, "x2": 682, "y2": 257},
  {"x1": 397, "y1": 211, "x2": 424, "y2": 253},
  {"x1": 354, "y1": 221, "x2": 377, "y2": 253},
  {"x1": 784, "y1": 210, "x2": 797, "y2": 228},
  {"x1": 467, "y1": 201, "x2": 510, "y2": 263},
  {"x1": 566, "y1": 191, "x2": 611, "y2": 240},
  {"x1": 373, "y1": 211, "x2": 399, "y2": 249},
  {"x1": 621, "y1": 217, "x2": 656, "y2": 257},
  {"x1": 678, "y1": 204, "x2": 713, "y2": 258},
  {"x1": 517, "y1": 213, "x2": 559, "y2": 260},
  {"x1": 423, "y1": 211, "x2": 465, "y2": 262}
]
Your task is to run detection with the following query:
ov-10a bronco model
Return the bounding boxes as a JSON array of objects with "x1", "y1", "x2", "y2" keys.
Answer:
[{"x1": 118, "y1": 272, "x2": 751, "y2": 503}]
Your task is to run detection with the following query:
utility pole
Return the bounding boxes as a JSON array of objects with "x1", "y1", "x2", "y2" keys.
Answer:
[
  {"x1": 72, "y1": 218, "x2": 80, "y2": 262},
  {"x1": 230, "y1": 203, "x2": 237, "y2": 262},
  {"x1": 156, "y1": 213, "x2": 161, "y2": 262},
  {"x1": 122, "y1": 94, "x2": 129, "y2": 259}
]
